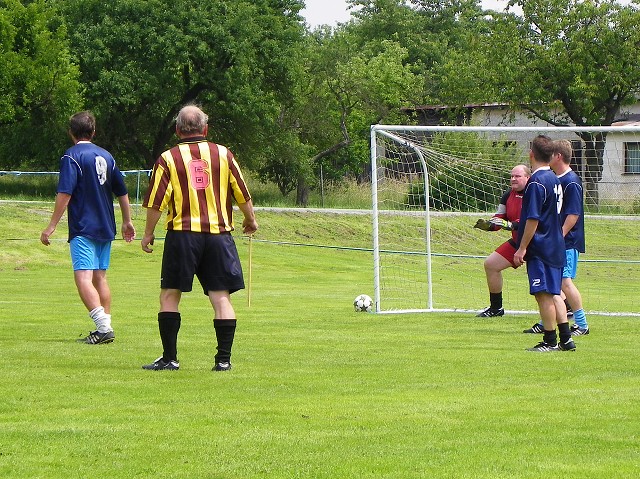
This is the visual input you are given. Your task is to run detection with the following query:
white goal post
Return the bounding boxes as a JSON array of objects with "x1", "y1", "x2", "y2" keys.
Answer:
[{"x1": 370, "y1": 125, "x2": 640, "y2": 316}]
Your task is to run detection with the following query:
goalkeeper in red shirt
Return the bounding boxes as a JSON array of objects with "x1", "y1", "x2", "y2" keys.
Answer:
[{"x1": 474, "y1": 164, "x2": 531, "y2": 317}]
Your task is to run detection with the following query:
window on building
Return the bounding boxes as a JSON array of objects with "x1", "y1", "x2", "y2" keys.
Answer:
[{"x1": 625, "y1": 143, "x2": 640, "y2": 174}]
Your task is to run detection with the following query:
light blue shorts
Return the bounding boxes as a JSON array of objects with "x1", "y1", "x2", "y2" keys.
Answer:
[
  {"x1": 526, "y1": 257, "x2": 562, "y2": 296},
  {"x1": 562, "y1": 249, "x2": 579, "y2": 279},
  {"x1": 70, "y1": 236, "x2": 112, "y2": 271}
]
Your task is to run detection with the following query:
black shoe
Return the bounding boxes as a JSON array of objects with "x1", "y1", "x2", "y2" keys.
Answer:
[
  {"x1": 526, "y1": 341, "x2": 560, "y2": 352},
  {"x1": 558, "y1": 338, "x2": 576, "y2": 351},
  {"x1": 213, "y1": 362, "x2": 232, "y2": 372},
  {"x1": 476, "y1": 307, "x2": 504, "y2": 317},
  {"x1": 142, "y1": 357, "x2": 179, "y2": 371},
  {"x1": 570, "y1": 324, "x2": 590, "y2": 336},
  {"x1": 523, "y1": 323, "x2": 544, "y2": 334},
  {"x1": 79, "y1": 330, "x2": 115, "y2": 345}
]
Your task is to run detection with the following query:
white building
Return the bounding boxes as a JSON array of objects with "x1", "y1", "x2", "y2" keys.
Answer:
[{"x1": 403, "y1": 103, "x2": 640, "y2": 207}]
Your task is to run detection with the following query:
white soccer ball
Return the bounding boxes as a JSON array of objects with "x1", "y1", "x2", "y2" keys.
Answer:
[{"x1": 353, "y1": 294, "x2": 373, "y2": 312}]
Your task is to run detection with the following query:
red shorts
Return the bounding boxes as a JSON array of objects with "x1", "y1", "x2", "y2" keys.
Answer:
[{"x1": 495, "y1": 240, "x2": 519, "y2": 269}]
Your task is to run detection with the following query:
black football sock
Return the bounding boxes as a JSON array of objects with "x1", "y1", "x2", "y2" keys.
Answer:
[
  {"x1": 158, "y1": 311, "x2": 181, "y2": 361},
  {"x1": 214, "y1": 319, "x2": 237, "y2": 364},
  {"x1": 490, "y1": 292, "x2": 503, "y2": 310},
  {"x1": 543, "y1": 329, "x2": 557, "y2": 346},
  {"x1": 558, "y1": 322, "x2": 572, "y2": 344}
]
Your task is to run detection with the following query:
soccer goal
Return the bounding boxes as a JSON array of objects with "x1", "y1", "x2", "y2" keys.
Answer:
[{"x1": 370, "y1": 125, "x2": 640, "y2": 316}]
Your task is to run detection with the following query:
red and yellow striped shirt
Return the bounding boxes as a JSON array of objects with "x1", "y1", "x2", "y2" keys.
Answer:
[{"x1": 143, "y1": 137, "x2": 251, "y2": 233}]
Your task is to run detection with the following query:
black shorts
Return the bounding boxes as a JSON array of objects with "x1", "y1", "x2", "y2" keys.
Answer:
[{"x1": 161, "y1": 230, "x2": 245, "y2": 295}]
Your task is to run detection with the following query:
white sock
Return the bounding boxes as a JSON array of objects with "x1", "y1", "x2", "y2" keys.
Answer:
[{"x1": 89, "y1": 306, "x2": 112, "y2": 333}]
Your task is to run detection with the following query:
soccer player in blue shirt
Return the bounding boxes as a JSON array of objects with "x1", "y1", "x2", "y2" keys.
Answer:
[
  {"x1": 40, "y1": 111, "x2": 136, "y2": 344},
  {"x1": 552, "y1": 139, "x2": 589, "y2": 335},
  {"x1": 514, "y1": 135, "x2": 576, "y2": 352},
  {"x1": 522, "y1": 139, "x2": 590, "y2": 336}
]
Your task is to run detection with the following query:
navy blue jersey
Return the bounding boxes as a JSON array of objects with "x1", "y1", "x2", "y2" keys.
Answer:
[
  {"x1": 557, "y1": 169, "x2": 585, "y2": 253},
  {"x1": 57, "y1": 142, "x2": 128, "y2": 242},
  {"x1": 517, "y1": 166, "x2": 565, "y2": 267}
]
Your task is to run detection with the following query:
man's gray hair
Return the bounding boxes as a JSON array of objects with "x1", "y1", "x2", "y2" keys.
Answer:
[
  {"x1": 176, "y1": 105, "x2": 209, "y2": 135},
  {"x1": 513, "y1": 163, "x2": 531, "y2": 177}
]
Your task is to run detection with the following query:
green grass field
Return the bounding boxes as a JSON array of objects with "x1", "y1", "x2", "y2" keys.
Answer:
[{"x1": 1, "y1": 202, "x2": 639, "y2": 478}]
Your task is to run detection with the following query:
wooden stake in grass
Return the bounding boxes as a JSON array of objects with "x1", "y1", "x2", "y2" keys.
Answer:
[{"x1": 247, "y1": 234, "x2": 253, "y2": 307}]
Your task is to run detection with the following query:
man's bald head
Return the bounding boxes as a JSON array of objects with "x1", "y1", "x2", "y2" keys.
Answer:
[{"x1": 176, "y1": 105, "x2": 209, "y2": 137}]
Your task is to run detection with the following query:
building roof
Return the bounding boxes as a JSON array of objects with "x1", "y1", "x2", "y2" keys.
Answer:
[{"x1": 612, "y1": 113, "x2": 640, "y2": 126}]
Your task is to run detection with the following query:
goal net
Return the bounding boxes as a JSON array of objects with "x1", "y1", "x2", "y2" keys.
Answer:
[{"x1": 370, "y1": 125, "x2": 640, "y2": 316}]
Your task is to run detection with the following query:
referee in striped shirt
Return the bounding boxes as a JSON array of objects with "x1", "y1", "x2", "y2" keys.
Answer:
[{"x1": 141, "y1": 105, "x2": 258, "y2": 371}]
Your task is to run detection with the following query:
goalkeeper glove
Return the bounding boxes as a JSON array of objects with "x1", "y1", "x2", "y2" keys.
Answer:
[
  {"x1": 490, "y1": 217, "x2": 513, "y2": 231},
  {"x1": 473, "y1": 218, "x2": 493, "y2": 231}
]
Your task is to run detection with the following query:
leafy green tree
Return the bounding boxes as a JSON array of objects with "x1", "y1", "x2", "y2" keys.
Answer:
[
  {"x1": 437, "y1": 0, "x2": 640, "y2": 205},
  {"x1": 351, "y1": 0, "x2": 487, "y2": 101},
  {"x1": 276, "y1": 23, "x2": 422, "y2": 205},
  {"x1": 0, "y1": 0, "x2": 82, "y2": 169},
  {"x1": 56, "y1": 0, "x2": 306, "y2": 169},
  {"x1": 268, "y1": 0, "x2": 487, "y2": 207}
]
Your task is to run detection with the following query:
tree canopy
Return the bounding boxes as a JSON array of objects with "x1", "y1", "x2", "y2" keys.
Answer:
[
  {"x1": 262, "y1": 27, "x2": 422, "y2": 204},
  {"x1": 0, "y1": 0, "x2": 82, "y2": 169},
  {"x1": 1, "y1": 0, "x2": 640, "y2": 205},
  {"x1": 437, "y1": 0, "x2": 640, "y2": 125},
  {"x1": 55, "y1": 0, "x2": 306, "y2": 168}
]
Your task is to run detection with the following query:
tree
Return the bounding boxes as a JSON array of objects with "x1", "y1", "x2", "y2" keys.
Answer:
[
  {"x1": 271, "y1": 21, "x2": 423, "y2": 206},
  {"x1": 55, "y1": 0, "x2": 306, "y2": 169},
  {"x1": 437, "y1": 0, "x2": 640, "y2": 205},
  {"x1": 351, "y1": 0, "x2": 488, "y2": 102},
  {"x1": 0, "y1": 0, "x2": 82, "y2": 169}
]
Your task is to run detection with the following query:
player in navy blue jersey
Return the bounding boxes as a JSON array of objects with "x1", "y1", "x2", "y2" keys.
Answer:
[
  {"x1": 514, "y1": 135, "x2": 575, "y2": 352},
  {"x1": 523, "y1": 139, "x2": 590, "y2": 336},
  {"x1": 41, "y1": 111, "x2": 136, "y2": 345},
  {"x1": 552, "y1": 139, "x2": 589, "y2": 335}
]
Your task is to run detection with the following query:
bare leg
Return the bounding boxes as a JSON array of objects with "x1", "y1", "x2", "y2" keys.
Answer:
[
  {"x1": 160, "y1": 289, "x2": 182, "y2": 312},
  {"x1": 553, "y1": 294, "x2": 568, "y2": 325},
  {"x1": 483, "y1": 251, "x2": 512, "y2": 293},
  {"x1": 74, "y1": 269, "x2": 113, "y2": 334},
  {"x1": 208, "y1": 290, "x2": 235, "y2": 319},
  {"x1": 561, "y1": 278, "x2": 583, "y2": 312},
  {"x1": 536, "y1": 292, "x2": 557, "y2": 331},
  {"x1": 92, "y1": 270, "x2": 111, "y2": 313},
  {"x1": 74, "y1": 269, "x2": 102, "y2": 312}
]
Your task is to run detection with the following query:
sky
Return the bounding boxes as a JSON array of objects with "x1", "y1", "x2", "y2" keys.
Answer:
[{"x1": 300, "y1": 0, "x2": 515, "y2": 28}]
